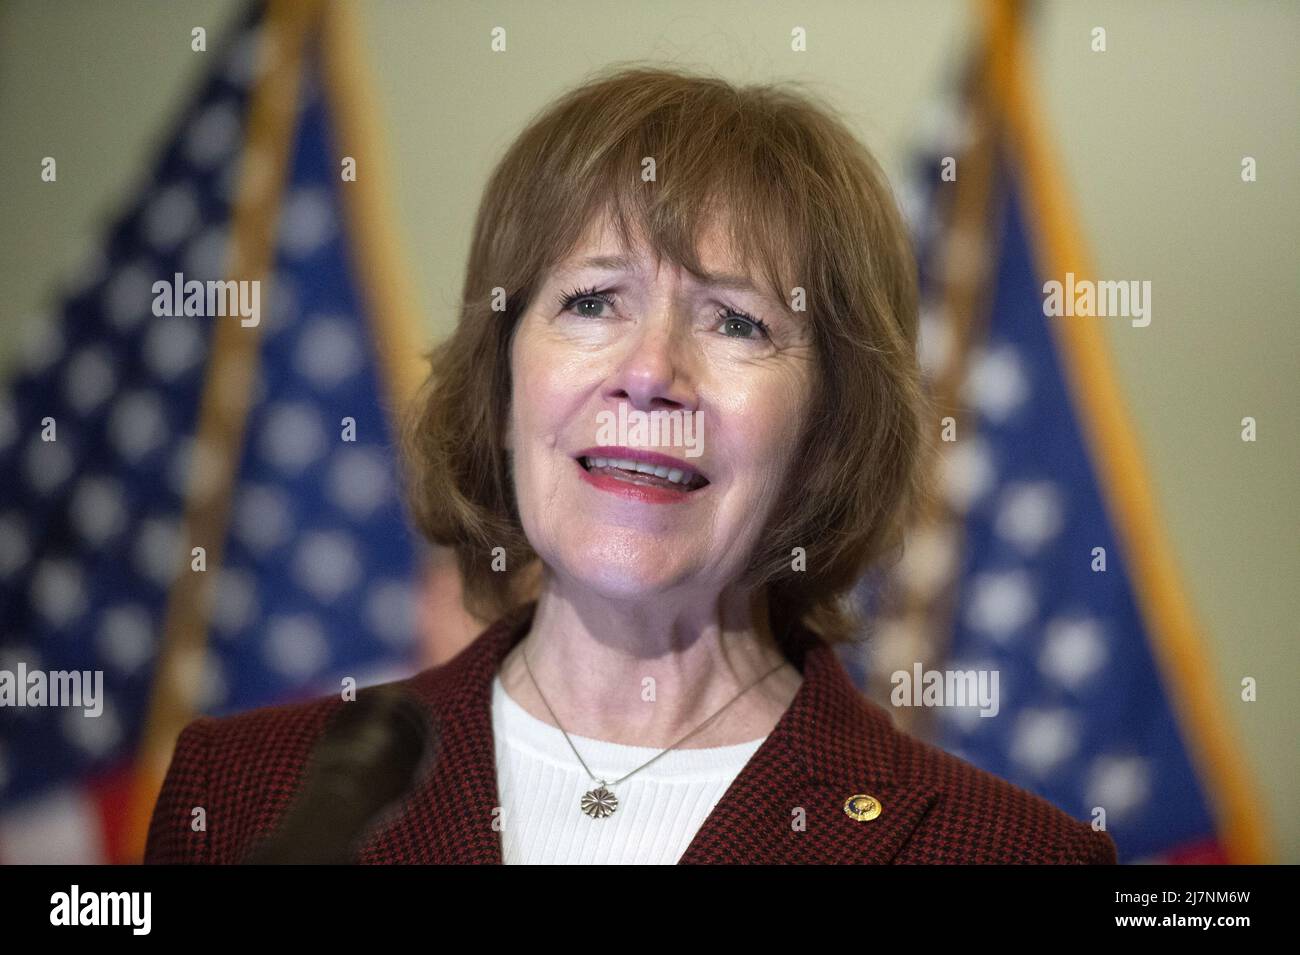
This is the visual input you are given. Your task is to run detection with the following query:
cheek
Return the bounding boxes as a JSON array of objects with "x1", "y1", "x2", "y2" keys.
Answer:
[
  {"x1": 511, "y1": 328, "x2": 563, "y2": 438},
  {"x1": 711, "y1": 375, "x2": 809, "y2": 479},
  {"x1": 514, "y1": 360, "x2": 585, "y2": 445},
  {"x1": 509, "y1": 331, "x2": 599, "y2": 495}
]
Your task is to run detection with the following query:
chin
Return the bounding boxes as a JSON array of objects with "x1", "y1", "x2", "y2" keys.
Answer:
[{"x1": 548, "y1": 537, "x2": 697, "y2": 602}]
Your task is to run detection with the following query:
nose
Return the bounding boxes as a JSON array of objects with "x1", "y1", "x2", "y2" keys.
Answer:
[{"x1": 605, "y1": 300, "x2": 697, "y2": 413}]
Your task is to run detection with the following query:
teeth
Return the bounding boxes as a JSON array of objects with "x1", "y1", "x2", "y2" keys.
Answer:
[{"x1": 581, "y1": 456, "x2": 700, "y2": 488}]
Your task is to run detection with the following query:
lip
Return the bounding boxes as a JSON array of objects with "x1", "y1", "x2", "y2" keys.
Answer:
[
  {"x1": 573, "y1": 446, "x2": 710, "y2": 504},
  {"x1": 574, "y1": 446, "x2": 709, "y2": 481}
]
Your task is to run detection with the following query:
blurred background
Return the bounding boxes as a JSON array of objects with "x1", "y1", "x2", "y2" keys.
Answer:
[{"x1": 0, "y1": 0, "x2": 1295, "y2": 864}]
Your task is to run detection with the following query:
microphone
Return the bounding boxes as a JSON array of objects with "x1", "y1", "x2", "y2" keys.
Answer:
[{"x1": 244, "y1": 685, "x2": 435, "y2": 864}]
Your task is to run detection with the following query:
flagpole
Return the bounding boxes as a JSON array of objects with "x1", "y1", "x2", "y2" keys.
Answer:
[
  {"x1": 878, "y1": 38, "x2": 1003, "y2": 739},
  {"x1": 319, "y1": 0, "x2": 427, "y2": 416},
  {"x1": 978, "y1": 0, "x2": 1274, "y2": 863},
  {"x1": 123, "y1": 0, "x2": 326, "y2": 863}
]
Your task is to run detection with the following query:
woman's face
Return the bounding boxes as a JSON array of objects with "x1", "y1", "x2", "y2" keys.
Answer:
[{"x1": 507, "y1": 214, "x2": 815, "y2": 605}]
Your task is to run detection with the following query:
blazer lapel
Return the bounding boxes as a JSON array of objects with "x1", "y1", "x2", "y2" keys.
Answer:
[{"x1": 678, "y1": 629, "x2": 937, "y2": 864}]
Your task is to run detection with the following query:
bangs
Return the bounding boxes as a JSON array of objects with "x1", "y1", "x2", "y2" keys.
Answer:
[{"x1": 515, "y1": 68, "x2": 814, "y2": 316}]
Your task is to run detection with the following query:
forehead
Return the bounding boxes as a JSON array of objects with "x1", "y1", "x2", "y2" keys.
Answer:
[{"x1": 551, "y1": 212, "x2": 758, "y2": 290}]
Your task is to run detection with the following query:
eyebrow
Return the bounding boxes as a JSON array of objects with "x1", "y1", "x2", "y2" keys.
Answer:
[{"x1": 556, "y1": 254, "x2": 762, "y2": 295}]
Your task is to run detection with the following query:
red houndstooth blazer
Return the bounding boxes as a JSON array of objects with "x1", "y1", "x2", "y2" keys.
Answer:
[{"x1": 145, "y1": 605, "x2": 1119, "y2": 864}]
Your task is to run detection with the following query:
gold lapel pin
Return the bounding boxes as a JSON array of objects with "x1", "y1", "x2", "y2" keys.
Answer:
[{"x1": 843, "y1": 793, "x2": 882, "y2": 821}]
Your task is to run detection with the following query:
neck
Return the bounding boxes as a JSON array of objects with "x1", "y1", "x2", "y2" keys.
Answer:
[{"x1": 497, "y1": 573, "x2": 802, "y2": 749}]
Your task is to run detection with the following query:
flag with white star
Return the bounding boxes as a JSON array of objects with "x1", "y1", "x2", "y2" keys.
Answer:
[
  {"x1": 850, "y1": 38, "x2": 1266, "y2": 864},
  {"x1": 0, "y1": 1, "x2": 425, "y2": 862}
]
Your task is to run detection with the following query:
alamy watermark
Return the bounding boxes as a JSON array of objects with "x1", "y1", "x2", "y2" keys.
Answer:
[
  {"x1": 1042, "y1": 271, "x2": 1151, "y2": 328},
  {"x1": 152, "y1": 271, "x2": 260, "y2": 327},
  {"x1": 0, "y1": 663, "x2": 103, "y2": 717},
  {"x1": 891, "y1": 663, "x2": 1000, "y2": 718},
  {"x1": 595, "y1": 404, "x2": 703, "y2": 458},
  {"x1": 50, "y1": 885, "x2": 150, "y2": 935}
]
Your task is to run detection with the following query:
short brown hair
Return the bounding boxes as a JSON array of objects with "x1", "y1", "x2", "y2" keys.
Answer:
[{"x1": 403, "y1": 65, "x2": 931, "y2": 644}]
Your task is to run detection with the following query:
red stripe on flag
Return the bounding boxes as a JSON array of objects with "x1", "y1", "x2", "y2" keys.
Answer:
[
  {"x1": 88, "y1": 763, "x2": 139, "y2": 864},
  {"x1": 1163, "y1": 837, "x2": 1229, "y2": 865}
]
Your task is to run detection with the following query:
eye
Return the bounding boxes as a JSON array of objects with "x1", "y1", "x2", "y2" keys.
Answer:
[
  {"x1": 557, "y1": 286, "x2": 615, "y2": 318},
  {"x1": 717, "y1": 307, "x2": 771, "y2": 341}
]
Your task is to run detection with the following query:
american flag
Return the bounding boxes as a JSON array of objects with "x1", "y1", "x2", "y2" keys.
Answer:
[
  {"x1": 847, "y1": 14, "x2": 1270, "y2": 865},
  {"x1": 0, "y1": 1, "x2": 427, "y2": 862}
]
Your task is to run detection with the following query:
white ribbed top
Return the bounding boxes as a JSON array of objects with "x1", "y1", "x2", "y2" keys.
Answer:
[{"x1": 491, "y1": 674, "x2": 767, "y2": 864}]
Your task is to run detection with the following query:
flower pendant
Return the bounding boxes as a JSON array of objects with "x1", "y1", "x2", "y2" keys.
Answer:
[{"x1": 581, "y1": 783, "x2": 618, "y2": 818}]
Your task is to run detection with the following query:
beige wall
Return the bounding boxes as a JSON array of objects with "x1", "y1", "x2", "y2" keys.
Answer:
[{"x1": 1, "y1": 0, "x2": 1295, "y2": 860}]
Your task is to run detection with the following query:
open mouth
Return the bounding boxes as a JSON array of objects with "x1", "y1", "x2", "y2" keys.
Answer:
[{"x1": 577, "y1": 455, "x2": 710, "y2": 492}]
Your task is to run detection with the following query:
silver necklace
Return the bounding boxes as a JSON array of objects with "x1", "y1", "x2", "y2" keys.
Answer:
[{"x1": 521, "y1": 646, "x2": 788, "y2": 818}]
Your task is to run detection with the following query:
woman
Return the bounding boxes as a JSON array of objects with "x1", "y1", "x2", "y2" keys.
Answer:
[{"x1": 147, "y1": 66, "x2": 1118, "y2": 864}]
